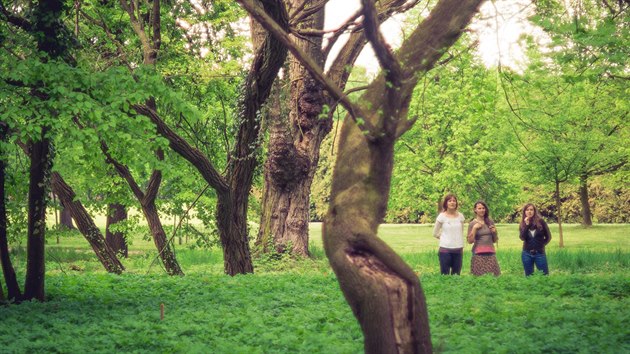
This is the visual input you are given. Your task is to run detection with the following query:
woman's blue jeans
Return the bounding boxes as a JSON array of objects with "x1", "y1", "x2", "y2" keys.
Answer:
[{"x1": 521, "y1": 250, "x2": 549, "y2": 276}]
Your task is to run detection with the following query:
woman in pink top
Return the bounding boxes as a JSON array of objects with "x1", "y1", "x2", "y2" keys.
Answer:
[
  {"x1": 467, "y1": 200, "x2": 500, "y2": 276},
  {"x1": 433, "y1": 194, "x2": 465, "y2": 275}
]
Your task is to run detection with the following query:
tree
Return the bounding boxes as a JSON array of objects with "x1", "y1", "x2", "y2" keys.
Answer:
[
  {"x1": 0, "y1": 121, "x2": 21, "y2": 302},
  {"x1": 256, "y1": 0, "x2": 416, "y2": 256},
  {"x1": 50, "y1": 172, "x2": 125, "y2": 273},
  {"x1": 1, "y1": 0, "x2": 130, "y2": 278},
  {"x1": 58, "y1": 203, "x2": 75, "y2": 230},
  {"x1": 10, "y1": 0, "x2": 72, "y2": 301},
  {"x1": 499, "y1": 0, "x2": 629, "y2": 240},
  {"x1": 105, "y1": 203, "x2": 128, "y2": 257},
  {"x1": 128, "y1": 0, "x2": 289, "y2": 275},
  {"x1": 390, "y1": 40, "x2": 518, "y2": 222},
  {"x1": 238, "y1": 0, "x2": 484, "y2": 351},
  {"x1": 527, "y1": 0, "x2": 629, "y2": 226}
]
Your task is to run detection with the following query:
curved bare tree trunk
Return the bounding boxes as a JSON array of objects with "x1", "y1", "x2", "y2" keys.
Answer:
[
  {"x1": 323, "y1": 1, "x2": 483, "y2": 352},
  {"x1": 237, "y1": 0, "x2": 483, "y2": 350},
  {"x1": 106, "y1": 203, "x2": 128, "y2": 257},
  {"x1": 51, "y1": 173, "x2": 125, "y2": 274},
  {"x1": 324, "y1": 131, "x2": 433, "y2": 353}
]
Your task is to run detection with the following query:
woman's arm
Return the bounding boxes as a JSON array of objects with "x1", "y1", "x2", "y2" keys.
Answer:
[
  {"x1": 518, "y1": 223, "x2": 527, "y2": 241},
  {"x1": 467, "y1": 222, "x2": 477, "y2": 244},
  {"x1": 432, "y1": 216, "x2": 443, "y2": 239},
  {"x1": 542, "y1": 220, "x2": 552, "y2": 245}
]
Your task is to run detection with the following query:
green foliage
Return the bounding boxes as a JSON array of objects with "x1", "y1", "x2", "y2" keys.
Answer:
[
  {"x1": 390, "y1": 37, "x2": 519, "y2": 221},
  {"x1": 1, "y1": 224, "x2": 628, "y2": 352},
  {"x1": 0, "y1": 248, "x2": 628, "y2": 353}
]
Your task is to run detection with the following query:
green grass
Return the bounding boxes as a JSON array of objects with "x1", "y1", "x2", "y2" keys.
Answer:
[
  {"x1": 309, "y1": 222, "x2": 630, "y2": 253},
  {"x1": 1, "y1": 223, "x2": 628, "y2": 353}
]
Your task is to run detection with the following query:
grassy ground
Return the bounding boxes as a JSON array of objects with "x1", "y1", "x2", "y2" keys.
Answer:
[{"x1": 1, "y1": 223, "x2": 628, "y2": 353}]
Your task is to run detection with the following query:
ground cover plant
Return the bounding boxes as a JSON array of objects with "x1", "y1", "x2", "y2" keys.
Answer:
[{"x1": 1, "y1": 224, "x2": 628, "y2": 353}]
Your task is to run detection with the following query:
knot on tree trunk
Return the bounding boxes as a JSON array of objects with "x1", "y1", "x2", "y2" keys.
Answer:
[
  {"x1": 297, "y1": 84, "x2": 325, "y2": 131},
  {"x1": 266, "y1": 143, "x2": 310, "y2": 190}
]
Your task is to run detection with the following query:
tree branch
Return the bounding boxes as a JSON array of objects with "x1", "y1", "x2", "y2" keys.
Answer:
[
  {"x1": 361, "y1": 0, "x2": 403, "y2": 84},
  {"x1": 237, "y1": 0, "x2": 378, "y2": 140},
  {"x1": 0, "y1": 1, "x2": 32, "y2": 31},
  {"x1": 132, "y1": 104, "x2": 230, "y2": 194}
]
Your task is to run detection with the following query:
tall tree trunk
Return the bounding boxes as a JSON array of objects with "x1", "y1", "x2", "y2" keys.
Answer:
[
  {"x1": 218, "y1": 0, "x2": 288, "y2": 273},
  {"x1": 257, "y1": 30, "x2": 327, "y2": 256},
  {"x1": 51, "y1": 173, "x2": 125, "y2": 274},
  {"x1": 217, "y1": 192, "x2": 253, "y2": 275},
  {"x1": 323, "y1": 1, "x2": 482, "y2": 352},
  {"x1": 133, "y1": 0, "x2": 288, "y2": 275},
  {"x1": 0, "y1": 121, "x2": 22, "y2": 302},
  {"x1": 256, "y1": 0, "x2": 331, "y2": 256},
  {"x1": 555, "y1": 179, "x2": 564, "y2": 248},
  {"x1": 256, "y1": 68, "x2": 327, "y2": 256},
  {"x1": 59, "y1": 203, "x2": 75, "y2": 230},
  {"x1": 106, "y1": 203, "x2": 128, "y2": 257},
  {"x1": 579, "y1": 174, "x2": 593, "y2": 227},
  {"x1": 257, "y1": 0, "x2": 416, "y2": 256},
  {"x1": 142, "y1": 201, "x2": 183, "y2": 275},
  {"x1": 24, "y1": 133, "x2": 51, "y2": 302}
]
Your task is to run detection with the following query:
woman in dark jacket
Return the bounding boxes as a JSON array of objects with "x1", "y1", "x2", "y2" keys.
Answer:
[{"x1": 519, "y1": 203, "x2": 552, "y2": 276}]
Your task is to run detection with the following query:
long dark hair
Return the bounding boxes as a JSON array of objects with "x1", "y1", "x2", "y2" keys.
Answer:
[
  {"x1": 472, "y1": 200, "x2": 492, "y2": 226},
  {"x1": 441, "y1": 193, "x2": 458, "y2": 212},
  {"x1": 520, "y1": 203, "x2": 543, "y2": 231}
]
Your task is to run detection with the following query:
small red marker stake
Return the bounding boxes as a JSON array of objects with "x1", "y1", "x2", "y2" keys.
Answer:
[{"x1": 160, "y1": 303, "x2": 164, "y2": 320}]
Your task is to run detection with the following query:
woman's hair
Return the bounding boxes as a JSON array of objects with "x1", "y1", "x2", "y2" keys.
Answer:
[
  {"x1": 441, "y1": 193, "x2": 458, "y2": 212},
  {"x1": 520, "y1": 203, "x2": 543, "y2": 230},
  {"x1": 473, "y1": 200, "x2": 492, "y2": 225}
]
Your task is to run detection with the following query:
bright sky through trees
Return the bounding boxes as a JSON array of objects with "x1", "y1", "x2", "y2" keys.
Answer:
[{"x1": 324, "y1": 0, "x2": 547, "y2": 73}]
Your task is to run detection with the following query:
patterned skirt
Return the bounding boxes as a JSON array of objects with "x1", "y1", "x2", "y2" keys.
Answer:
[{"x1": 471, "y1": 254, "x2": 501, "y2": 276}]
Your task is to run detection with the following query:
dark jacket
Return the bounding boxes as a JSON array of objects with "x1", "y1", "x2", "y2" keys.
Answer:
[{"x1": 519, "y1": 219, "x2": 552, "y2": 254}]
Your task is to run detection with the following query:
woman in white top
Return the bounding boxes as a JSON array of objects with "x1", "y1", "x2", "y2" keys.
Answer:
[{"x1": 432, "y1": 194, "x2": 465, "y2": 275}]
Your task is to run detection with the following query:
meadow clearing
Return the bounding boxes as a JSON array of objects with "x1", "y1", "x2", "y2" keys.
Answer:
[{"x1": 1, "y1": 223, "x2": 628, "y2": 353}]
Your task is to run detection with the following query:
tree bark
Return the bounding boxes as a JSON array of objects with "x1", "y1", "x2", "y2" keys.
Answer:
[
  {"x1": 323, "y1": 1, "x2": 483, "y2": 352},
  {"x1": 24, "y1": 133, "x2": 51, "y2": 302},
  {"x1": 579, "y1": 174, "x2": 593, "y2": 227},
  {"x1": 0, "y1": 121, "x2": 22, "y2": 302},
  {"x1": 257, "y1": 0, "x2": 421, "y2": 257},
  {"x1": 59, "y1": 203, "x2": 75, "y2": 230},
  {"x1": 142, "y1": 201, "x2": 183, "y2": 275},
  {"x1": 50, "y1": 173, "x2": 125, "y2": 274},
  {"x1": 256, "y1": 0, "x2": 327, "y2": 256},
  {"x1": 106, "y1": 203, "x2": 128, "y2": 257},
  {"x1": 555, "y1": 179, "x2": 564, "y2": 248},
  {"x1": 216, "y1": 191, "x2": 253, "y2": 274}
]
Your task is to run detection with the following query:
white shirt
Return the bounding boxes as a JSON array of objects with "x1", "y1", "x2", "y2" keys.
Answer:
[{"x1": 433, "y1": 212, "x2": 465, "y2": 249}]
